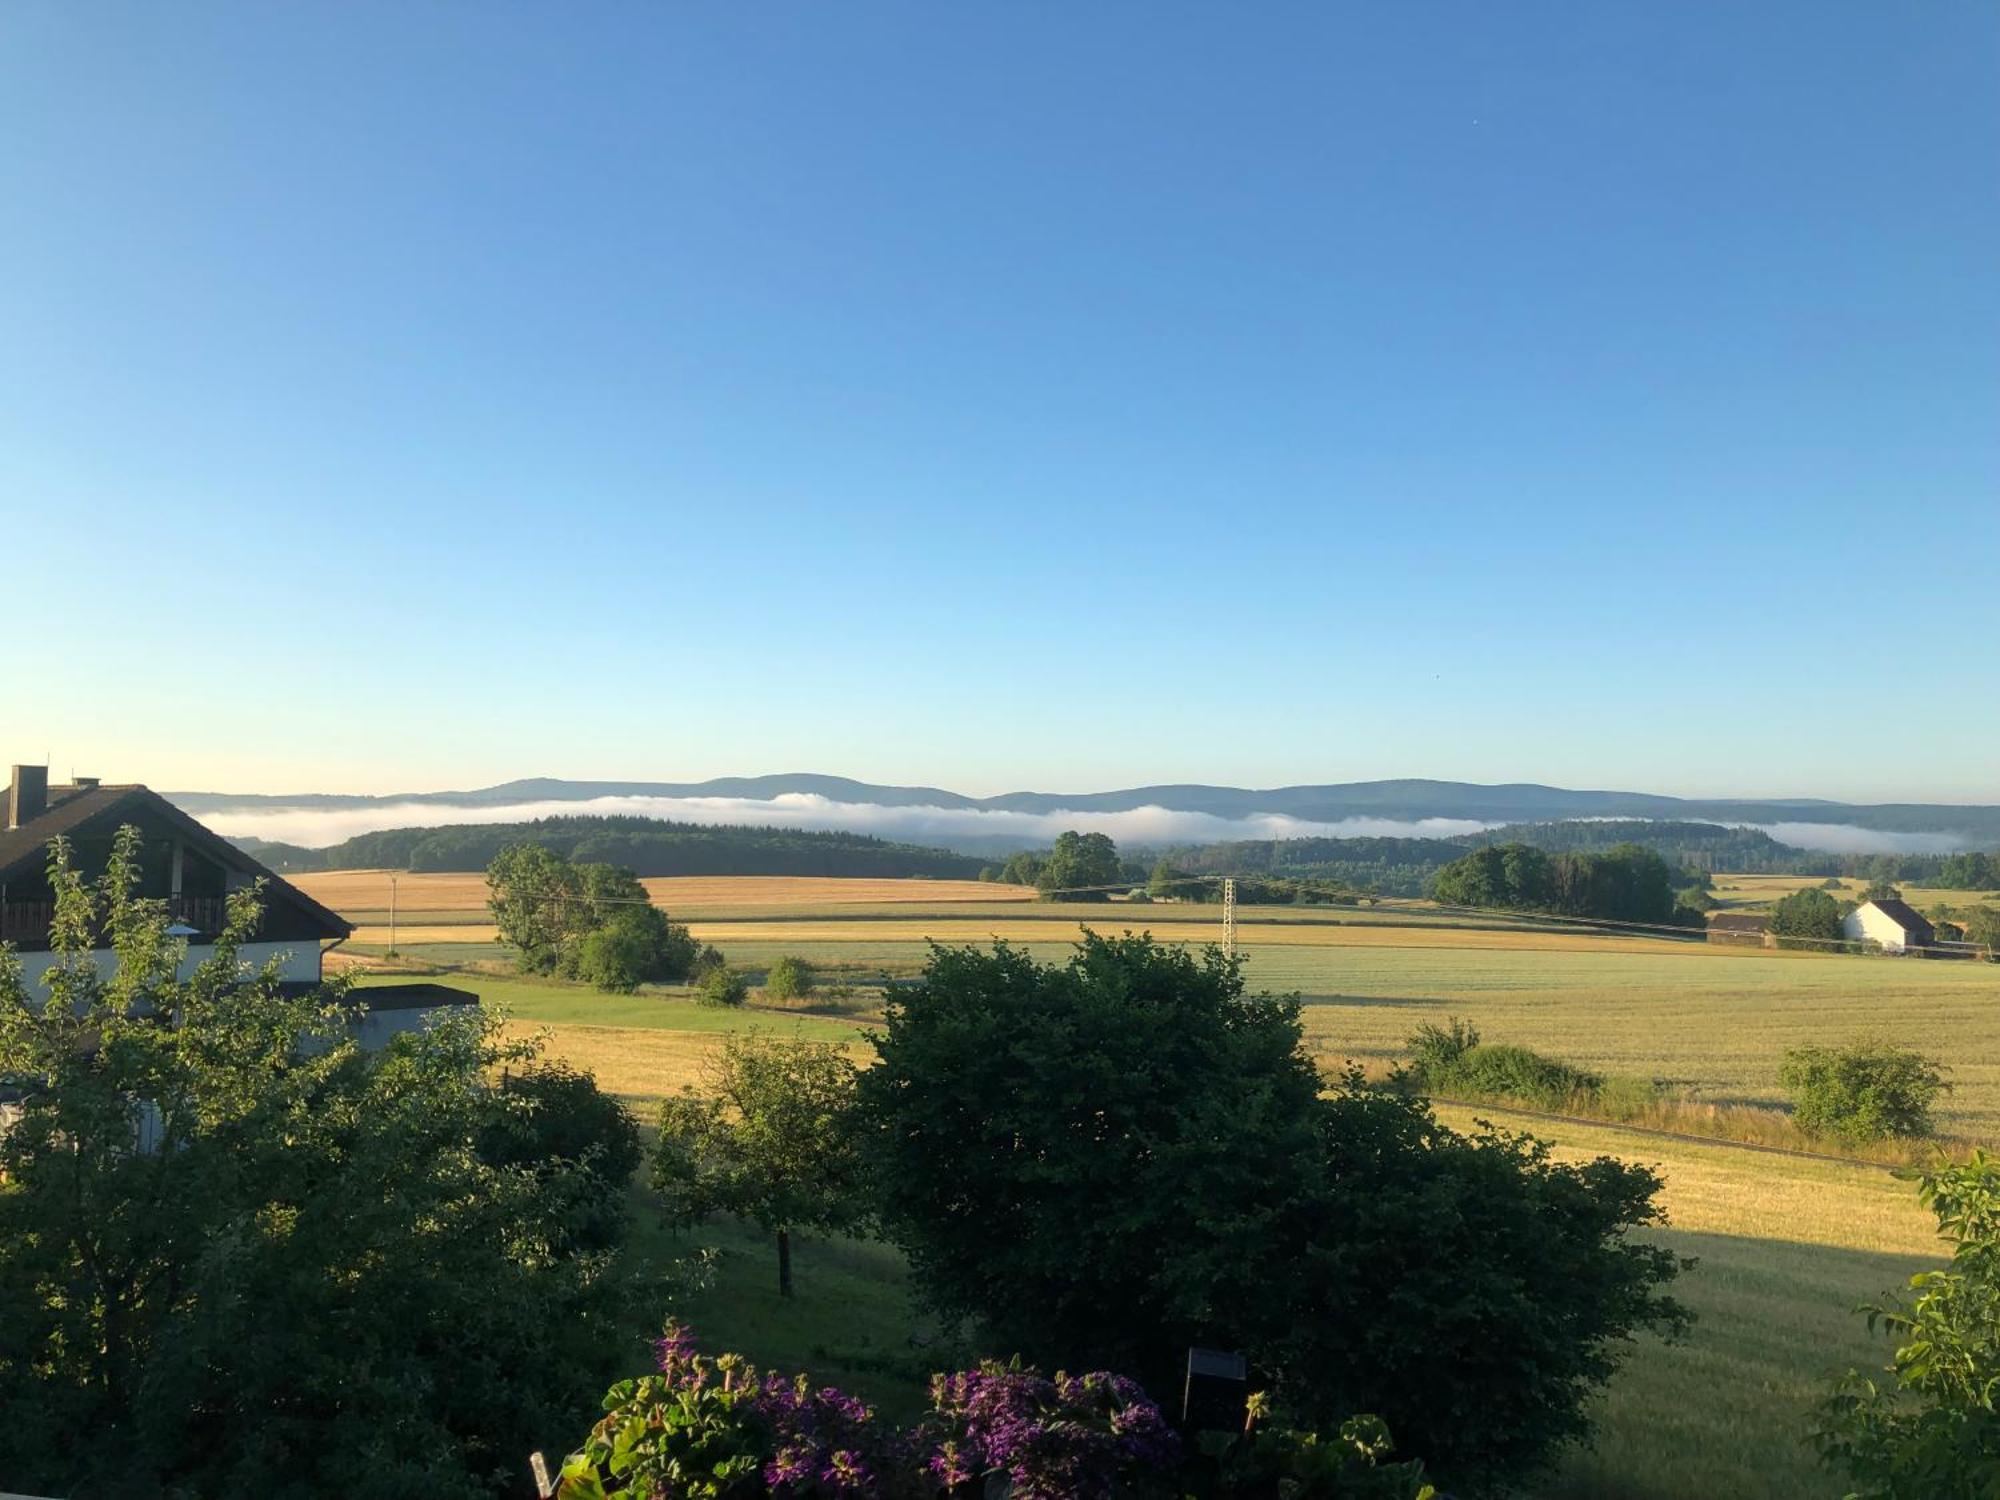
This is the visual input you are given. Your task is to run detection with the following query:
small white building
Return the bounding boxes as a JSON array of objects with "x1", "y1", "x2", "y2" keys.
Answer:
[{"x1": 1842, "y1": 897, "x2": 1936, "y2": 955}]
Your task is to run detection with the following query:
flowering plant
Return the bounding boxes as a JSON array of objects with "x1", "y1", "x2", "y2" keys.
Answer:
[
  {"x1": 559, "y1": 1324, "x2": 1183, "y2": 1498},
  {"x1": 924, "y1": 1362, "x2": 1181, "y2": 1499}
]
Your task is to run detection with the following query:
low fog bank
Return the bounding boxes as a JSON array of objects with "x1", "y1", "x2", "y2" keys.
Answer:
[
  {"x1": 188, "y1": 792, "x2": 1985, "y2": 860},
  {"x1": 1735, "y1": 822, "x2": 1968, "y2": 856},
  {"x1": 196, "y1": 792, "x2": 1495, "y2": 854}
]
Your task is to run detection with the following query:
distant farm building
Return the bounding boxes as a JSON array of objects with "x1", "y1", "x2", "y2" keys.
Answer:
[
  {"x1": 1705, "y1": 912, "x2": 1772, "y2": 948},
  {"x1": 1842, "y1": 897, "x2": 1936, "y2": 955}
]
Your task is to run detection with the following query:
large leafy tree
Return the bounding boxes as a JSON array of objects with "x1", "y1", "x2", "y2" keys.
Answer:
[
  {"x1": 487, "y1": 843, "x2": 698, "y2": 986},
  {"x1": 0, "y1": 829, "x2": 633, "y2": 1497},
  {"x1": 1034, "y1": 830, "x2": 1122, "y2": 899},
  {"x1": 853, "y1": 933, "x2": 1687, "y2": 1490},
  {"x1": 653, "y1": 1033, "x2": 865, "y2": 1296},
  {"x1": 1770, "y1": 886, "x2": 1846, "y2": 948}
]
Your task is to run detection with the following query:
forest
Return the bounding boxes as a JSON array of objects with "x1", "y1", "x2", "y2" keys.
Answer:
[{"x1": 238, "y1": 815, "x2": 987, "y2": 879}]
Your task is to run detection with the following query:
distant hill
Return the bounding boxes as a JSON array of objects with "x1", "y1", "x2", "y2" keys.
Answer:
[
  {"x1": 170, "y1": 774, "x2": 2000, "y2": 844},
  {"x1": 237, "y1": 815, "x2": 987, "y2": 880}
]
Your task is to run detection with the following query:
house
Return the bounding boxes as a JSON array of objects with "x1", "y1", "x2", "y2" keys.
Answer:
[
  {"x1": 1841, "y1": 897, "x2": 1937, "y2": 955},
  {"x1": 1, "y1": 764, "x2": 474, "y2": 1039},
  {"x1": 1705, "y1": 912, "x2": 1773, "y2": 948}
]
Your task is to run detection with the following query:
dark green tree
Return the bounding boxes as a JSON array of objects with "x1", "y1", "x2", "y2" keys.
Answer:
[
  {"x1": 572, "y1": 904, "x2": 700, "y2": 991},
  {"x1": 1769, "y1": 887, "x2": 1846, "y2": 949},
  {"x1": 653, "y1": 1034, "x2": 864, "y2": 1296},
  {"x1": 998, "y1": 850, "x2": 1044, "y2": 887},
  {"x1": 1035, "y1": 830, "x2": 1122, "y2": 899},
  {"x1": 853, "y1": 933, "x2": 1685, "y2": 1488}
]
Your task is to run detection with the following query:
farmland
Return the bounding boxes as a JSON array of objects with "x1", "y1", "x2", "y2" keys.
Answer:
[
  {"x1": 347, "y1": 963, "x2": 1955, "y2": 1500},
  {"x1": 326, "y1": 871, "x2": 1998, "y2": 1499}
]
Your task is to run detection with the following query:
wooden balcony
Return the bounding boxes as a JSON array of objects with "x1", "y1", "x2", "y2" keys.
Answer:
[{"x1": 0, "y1": 895, "x2": 234, "y2": 948}]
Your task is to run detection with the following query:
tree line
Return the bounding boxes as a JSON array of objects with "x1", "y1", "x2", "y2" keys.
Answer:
[
  {"x1": 243, "y1": 814, "x2": 988, "y2": 879},
  {"x1": 1428, "y1": 840, "x2": 1698, "y2": 925}
]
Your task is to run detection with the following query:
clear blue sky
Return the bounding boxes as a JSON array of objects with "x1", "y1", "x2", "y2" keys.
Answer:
[{"x1": 3, "y1": 3, "x2": 1995, "y2": 800}]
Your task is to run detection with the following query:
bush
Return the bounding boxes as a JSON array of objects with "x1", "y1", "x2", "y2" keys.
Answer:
[
  {"x1": 697, "y1": 966, "x2": 751, "y2": 1008},
  {"x1": 480, "y1": 1061, "x2": 642, "y2": 1250},
  {"x1": 764, "y1": 956, "x2": 815, "y2": 1002},
  {"x1": 572, "y1": 904, "x2": 700, "y2": 991},
  {"x1": 1780, "y1": 1043, "x2": 1948, "y2": 1144},
  {"x1": 856, "y1": 937, "x2": 1686, "y2": 1489},
  {"x1": 557, "y1": 1324, "x2": 1187, "y2": 1500},
  {"x1": 1404, "y1": 1019, "x2": 1602, "y2": 1112},
  {"x1": 1814, "y1": 1151, "x2": 2000, "y2": 1497}
]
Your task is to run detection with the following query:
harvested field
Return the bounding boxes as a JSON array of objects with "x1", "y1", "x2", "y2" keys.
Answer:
[{"x1": 294, "y1": 870, "x2": 1032, "y2": 918}]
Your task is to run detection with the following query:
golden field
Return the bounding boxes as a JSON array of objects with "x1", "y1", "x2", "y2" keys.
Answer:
[{"x1": 294, "y1": 869, "x2": 1032, "y2": 916}]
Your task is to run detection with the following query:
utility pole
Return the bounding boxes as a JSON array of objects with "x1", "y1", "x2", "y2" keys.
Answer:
[
  {"x1": 389, "y1": 873, "x2": 399, "y2": 956},
  {"x1": 1222, "y1": 878, "x2": 1237, "y2": 960}
]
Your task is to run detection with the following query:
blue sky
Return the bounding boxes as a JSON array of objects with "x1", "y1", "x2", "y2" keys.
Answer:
[{"x1": 2, "y1": 3, "x2": 1995, "y2": 800}]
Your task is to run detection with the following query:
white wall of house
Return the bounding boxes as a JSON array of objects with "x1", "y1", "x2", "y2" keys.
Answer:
[
  {"x1": 1842, "y1": 903, "x2": 1922, "y2": 953},
  {"x1": 11, "y1": 939, "x2": 325, "y2": 997}
]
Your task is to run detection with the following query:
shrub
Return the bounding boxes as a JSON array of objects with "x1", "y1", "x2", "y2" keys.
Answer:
[
  {"x1": 1406, "y1": 1016, "x2": 1479, "y2": 1080},
  {"x1": 1780, "y1": 1043, "x2": 1948, "y2": 1144},
  {"x1": 1404, "y1": 1019, "x2": 1602, "y2": 1112},
  {"x1": 480, "y1": 1061, "x2": 642, "y2": 1250},
  {"x1": 1814, "y1": 1151, "x2": 2000, "y2": 1497},
  {"x1": 557, "y1": 1324, "x2": 1182, "y2": 1499},
  {"x1": 697, "y1": 966, "x2": 751, "y2": 1008},
  {"x1": 1445, "y1": 1045, "x2": 1603, "y2": 1110},
  {"x1": 1215, "y1": 1411, "x2": 1436, "y2": 1498},
  {"x1": 927, "y1": 1364, "x2": 1181, "y2": 1499},
  {"x1": 764, "y1": 956, "x2": 815, "y2": 1002}
]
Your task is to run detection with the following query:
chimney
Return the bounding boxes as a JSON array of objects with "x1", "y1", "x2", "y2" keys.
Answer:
[{"x1": 9, "y1": 765, "x2": 49, "y2": 830}]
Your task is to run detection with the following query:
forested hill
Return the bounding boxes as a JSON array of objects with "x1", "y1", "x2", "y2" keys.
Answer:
[
  {"x1": 237, "y1": 816, "x2": 987, "y2": 879},
  {"x1": 1152, "y1": 821, "x2": 1844, "y2": 896}
]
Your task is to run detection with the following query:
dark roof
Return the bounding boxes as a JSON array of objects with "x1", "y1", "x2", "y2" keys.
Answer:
[
  {"x1": 0, "y1": 784, "x2": 351, "y2": 940},
  {"x1": 1864, "y1": 897, "x2": 1935, "y2": 938},
  {"x1": 349, "y1": 982, "x2": 480, "y2": 1012},
  {"x1": 1707, "y1": 912, "x2": 1771, "y2": 932}
]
